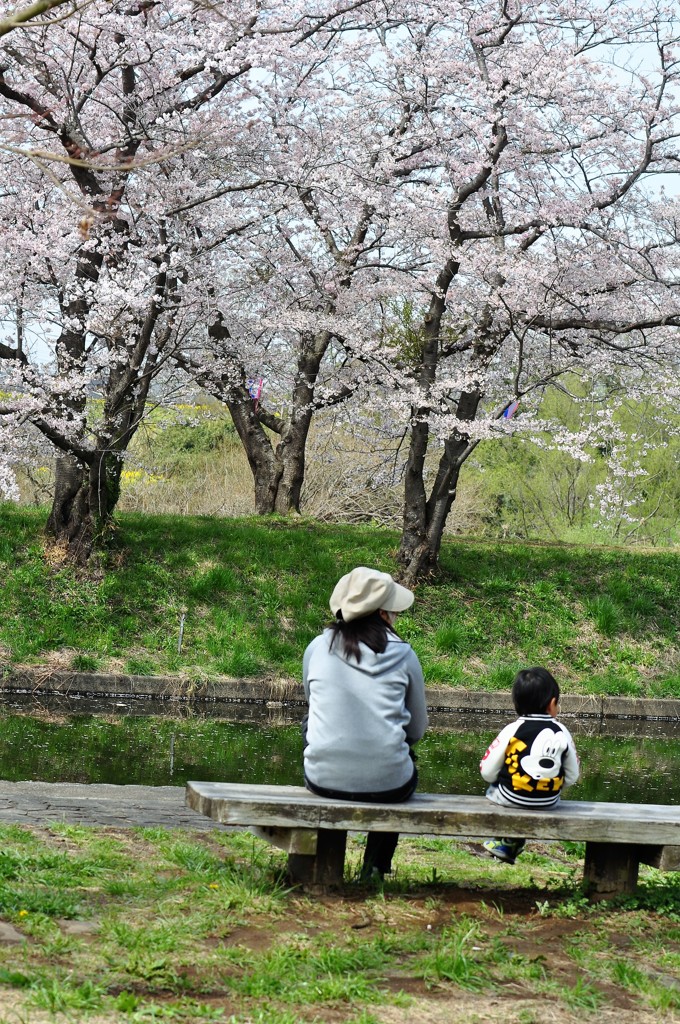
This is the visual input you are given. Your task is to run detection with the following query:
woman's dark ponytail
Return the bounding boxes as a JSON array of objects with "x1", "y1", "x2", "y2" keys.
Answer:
[{"x1": 328, "y1": 610, "x2": 397, "y2": 663}]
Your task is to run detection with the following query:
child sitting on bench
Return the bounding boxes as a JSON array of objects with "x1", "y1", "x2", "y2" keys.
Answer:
[{"x1": 480, "y1": 666, "x2": 580, "y2": 864}]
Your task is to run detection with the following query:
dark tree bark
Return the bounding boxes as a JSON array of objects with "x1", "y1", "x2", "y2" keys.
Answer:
[
  {"x1": 395, "y1": 259, "x2": 465, "y2": 585},
  {"x1": 225, "y1": 370, "x2": 317, "y2": 514},
  {"x1": 193, "y1": 311, "x2": 329, "y2": 516},
  {"x1": 396, "y1": 267, "x2": 502, "y2": 585},
  {"x1": 46, "y1": 450, "x2": 123, "y2": 563},
  {"x1": 398, "y1": 395, "x2": 482, "y2": 586}
]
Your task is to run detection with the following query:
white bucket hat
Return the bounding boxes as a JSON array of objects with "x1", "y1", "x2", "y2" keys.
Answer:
[{"x1": 329, "y1": 566, "x2": 414, "y2": 622}]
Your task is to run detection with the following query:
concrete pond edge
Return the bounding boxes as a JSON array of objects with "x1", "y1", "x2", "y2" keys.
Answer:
[{"x1": 1, "y1": 667, "x2": 678, "y2": 721}]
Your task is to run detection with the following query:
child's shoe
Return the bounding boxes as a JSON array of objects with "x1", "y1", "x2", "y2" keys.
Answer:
[{"x1": 483, "y1": 838, "x2": 525, "y2": 864}]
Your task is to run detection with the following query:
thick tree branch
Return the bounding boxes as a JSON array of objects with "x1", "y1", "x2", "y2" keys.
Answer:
[{"x1": 0, "y1": 0, "x2": 78, "y2": 37}]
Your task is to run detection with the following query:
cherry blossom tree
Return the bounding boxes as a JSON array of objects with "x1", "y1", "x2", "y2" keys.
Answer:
[
  {"x1": 173, "y1": 61, "x2": 430, "y2": 514},
  {"x1": 0, "y1": 0, "x2": 381, "y2": 558},
  {"x1": 339, "y1": 0, "x2": 680, "y2": 582},
  {"x1": 2, "y1": 0, "x2": 679, "y2": 577},
  {"x1": 178, "y1": 0, "x2": 680, "y2": 558}
]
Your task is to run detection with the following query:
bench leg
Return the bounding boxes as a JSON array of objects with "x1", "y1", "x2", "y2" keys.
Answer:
[
  {"x1": 287, "y1": 828, "x2": 347, "y2": 891},
  {"x1": 583, "y1": 842, "x2": 643, "y2": 898},
  {"x1": 659, "y1": 846, "x2": 680, "y2": 872}
]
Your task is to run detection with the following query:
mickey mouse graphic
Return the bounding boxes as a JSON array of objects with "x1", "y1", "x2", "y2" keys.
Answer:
[{"x1": 518, "y1": 727, "x2": 569, "y2": 780}]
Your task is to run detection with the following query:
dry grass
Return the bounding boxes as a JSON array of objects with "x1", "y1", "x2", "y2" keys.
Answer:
[{"x1": 112, "y1": 426, "x2": 487, "y2": 535}]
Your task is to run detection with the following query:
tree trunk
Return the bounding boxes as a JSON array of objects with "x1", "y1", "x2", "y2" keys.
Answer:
[
  {"x1": 398, "y1": 418, "x2": 433, "y2": 584},
  {"x1": 398, "y1": 391, "x2": 482, "y2": 585},
  {"x1": 46, "y1": 450, "x2": 123, "y2": 563},
  {"x1": 396, "y1": 266, "x2": 458, "y2": 585},
  {"x1": 228, "y1": 396, "x2": 313, "y2": 514},
  {"x1": 223, "y1": 336, "x2": 321, "y2": 515},
  {"x1": 272, "y1": 405, "x2": 313, "y2": 513},
  {"x1": 399, "y1": 455, "x2": 463, "y2": 586},
  {"x1": 398, "y1": 450, "x2": 466, "y2": 586},
  {"x1": 46, "y1": 454, "x2": 90, "y2": 552},
  {"x1": 227, "y1": 399, "x2": 282, "y2": 513}
]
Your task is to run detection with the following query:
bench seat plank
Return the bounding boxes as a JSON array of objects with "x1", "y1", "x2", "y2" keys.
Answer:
[{"x1": 186, "y1": 782, "x2": 680, "y2": 846}]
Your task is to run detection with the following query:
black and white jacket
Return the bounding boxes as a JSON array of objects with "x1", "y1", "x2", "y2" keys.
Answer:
[{"x1": 480, "y1": 714, "x2": 580, "y2": 808}]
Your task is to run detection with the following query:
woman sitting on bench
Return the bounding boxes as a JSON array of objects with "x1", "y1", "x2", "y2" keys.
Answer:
[{"x1": 302, "y1": 566, "x2": 428, "y2": 882}]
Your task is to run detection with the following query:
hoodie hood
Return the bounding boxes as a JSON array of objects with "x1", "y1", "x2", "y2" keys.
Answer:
[{"x1": 328, "y1": 631, "x2": 411, "y2": 677}]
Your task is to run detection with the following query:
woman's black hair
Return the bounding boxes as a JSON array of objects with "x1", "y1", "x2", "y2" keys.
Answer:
[
  {"x1": 328, "y1": 610, "x2": 397, "y2": 663},
  {"x1": 511, "y1": 667, "x2": 560, "y2": 716}
]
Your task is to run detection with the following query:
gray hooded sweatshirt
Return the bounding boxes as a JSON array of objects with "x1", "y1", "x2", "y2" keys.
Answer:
[{"x1": 302, "y1": 629, "x2": 428, "y2": 793}]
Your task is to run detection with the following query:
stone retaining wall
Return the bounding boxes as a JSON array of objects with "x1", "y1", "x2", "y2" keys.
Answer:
[{"x1": 2, "y1": 668, "x2": 678, "y2": 720}]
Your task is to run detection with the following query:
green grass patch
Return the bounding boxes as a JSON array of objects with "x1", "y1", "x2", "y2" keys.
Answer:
[
  {"x1": 0, "y1": 505, "x2": 678, "y2": 696},
  {"x1": 0, "y1": 825, "x2": 672, "y2": 1022}
]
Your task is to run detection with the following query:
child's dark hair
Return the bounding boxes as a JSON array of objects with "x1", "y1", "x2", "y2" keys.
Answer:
[
  {"x1": 328, "y1": 610, "x2": 397, "y2": 663},
  {"x1": 511, "y1": 667, "x2": 560, "y2": 716}
]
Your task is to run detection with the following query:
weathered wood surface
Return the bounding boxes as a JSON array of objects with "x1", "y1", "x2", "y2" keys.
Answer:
[
  {"x1": 583, "y1": 842, "x2": 658, "y2": 897},
  {"x1": 288, "y1": 829, "x2": 347, "y2": 889},
  {"x1": 660, "y1": 845, "x2": 680, "y2": 871},
  {"x1": 250, "y1": 825, "x2": 317, "y2": 855},
  {"x1": 186, "y1": 782, "x2": 680, "y2": 846}
]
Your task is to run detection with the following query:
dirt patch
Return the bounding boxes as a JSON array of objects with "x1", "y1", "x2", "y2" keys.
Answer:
[{"x1": 374, "y1": 998, "x2": 666, "y2": 1023}]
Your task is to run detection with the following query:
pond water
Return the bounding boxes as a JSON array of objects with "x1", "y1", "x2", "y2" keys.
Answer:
[{"x1": 0, "y1": 697, "x2": 678, "y2": 804}]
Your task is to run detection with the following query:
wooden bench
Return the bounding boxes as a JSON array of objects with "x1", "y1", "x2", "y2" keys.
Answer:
[{"x1": 186, "y1": 782, "x2": 680, "y2": 898}]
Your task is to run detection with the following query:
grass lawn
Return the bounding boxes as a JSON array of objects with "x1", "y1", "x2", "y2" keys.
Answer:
[
  {"x1": 1, "y1": 505, "x2": 679, "y2": 698},
  {"x1": 0, "y1": 823, "x2": 677, "y2": 1023}
]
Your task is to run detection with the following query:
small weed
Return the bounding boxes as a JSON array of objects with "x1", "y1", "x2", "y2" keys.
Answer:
[
  {"x1": 482, "y1": 663, "x2": 519, "y2": 690},
  {"x1": 126, "y1": 656, "x2": 158, "y2": 676},
  {"x1": 649, "y1": 984, "x2": 680, "y2": 1013},
  {"x1": 71, "y1": 653, "x2": 100, "y2": 671},
  {"x1": 46, "y1": 823, "x2": 92, "y2": 842},
  {"x1": 105, "y1": 877, "x2": 145, "y2": 897},
  {"x1": 29, "y1": 976, "x2": 106, "y2": 1013},
  {"x1": 126, "y1": 998, "x2": 226, "y2": 1020},
  {"x1": 164, "y1": 841, "x2": 226, "y2": 875},
  {"x1": 553, "y1": 892, "x2": 593, "y2": 917},
  {"x1": 116, "y1": 990, "x2": 142, "y2": 1012},
  {"x1": 434, "y1": 620, "x2": 469, "y2": 654},
  {"x1": 561, "y1": 840, "x2": 586, "y2": 858},
  {"x1": 615, "y1": 872, "x2": 680, "y2": 918},
  {"x1": 417, "y1": 920, "x2": 490, "y2": 990},
  {"x1": 0, "y1": 968, "x2": 32, "y2": 989},
  {"x1": 586, "y1": 595, "x2": 621, "y2": 636},
  {"x1": 188, "y1": 566, "x2": 238, "y2": 600},
  {"x1": 564, "y1": 929, "x2": 611, "y2": 969},
  {"x1": 0, "y1": 884, "x2": 80, "y2": 919},
  {"x1": 561, "y1": 975, "x2": 605, "y2": 1011},
  {"x1": 228, "y1": 939, "x2": 387, "y2": 1004},
  {"x1": 611, "y1": 959, "x2": 648, "y2": 989},
  {"x1": 122, "y1": 953, "x2": 187, "y2": 991},
  {"x1": 108, "y1": 920, "x2": 180, "y2": 955}
]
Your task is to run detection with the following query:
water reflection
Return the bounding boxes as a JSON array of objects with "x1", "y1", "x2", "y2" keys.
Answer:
[
  {"x1": 2, "y1": 692, "x2": 678, "y2": 737},
  {"x1": 0, "y1": 698, "x2": 676, "y2": 804}
]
